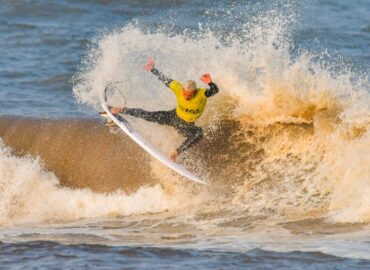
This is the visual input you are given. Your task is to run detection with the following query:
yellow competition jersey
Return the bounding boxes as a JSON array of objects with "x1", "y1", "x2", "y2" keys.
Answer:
[{"x1": 169, "y1": 80, "x2": 207, "y2": 123}]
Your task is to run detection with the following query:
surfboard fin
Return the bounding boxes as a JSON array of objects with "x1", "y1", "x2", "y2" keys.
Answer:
[
  {"x1": 105, "y1": 121, "x2": 117, "y2": 127},
  {"x1": 99, "y1": 111, "x2": 117, "y2": 127}
]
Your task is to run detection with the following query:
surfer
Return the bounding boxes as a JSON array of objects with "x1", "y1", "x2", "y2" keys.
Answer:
[{"x1": 111, "y1": 58, "x2": 219, "y2": 162}]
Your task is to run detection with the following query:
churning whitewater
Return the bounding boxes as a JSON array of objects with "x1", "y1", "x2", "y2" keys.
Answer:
[{"x1": 72, "y1": 12, "x2": 370, "y2": 225}]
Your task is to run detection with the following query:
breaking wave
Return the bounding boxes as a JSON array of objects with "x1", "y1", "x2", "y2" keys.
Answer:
[{"x1": 0, "y1": 5, "x2": 369, "y2": 226}]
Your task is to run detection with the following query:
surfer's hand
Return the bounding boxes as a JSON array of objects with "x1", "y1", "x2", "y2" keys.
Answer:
[
  {"x1": 200, "y1": 73, "x2": 212, "y2": 84},
  {"x1": 111, "y1": 107, "x2": 123, "y2": 115},
  {"x1": 168, "y1": 150, "x2": 178, "y2": 162},
  {"x1": 144, "y1": 58, "x2": 155, "y2": 72}
]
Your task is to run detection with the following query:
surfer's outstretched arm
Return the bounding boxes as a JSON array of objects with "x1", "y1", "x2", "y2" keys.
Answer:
[
  {"x1": 200, "y1": 74, "x2": 219, "y2": 97},
  {"x1": 144, "y1": 58, "x2": 173, "y2": 87},
  {"x1": 151, "y1": 68, "x2": 173, "y2": 87}
]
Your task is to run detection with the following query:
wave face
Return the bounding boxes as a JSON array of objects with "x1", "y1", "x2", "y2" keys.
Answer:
[{"x1": 0, "y1": 116, "x2": 154, "y2": 193}]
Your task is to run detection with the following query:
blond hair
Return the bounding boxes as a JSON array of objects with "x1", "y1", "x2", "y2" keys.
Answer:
[{"x1": 183, "y1": 80, "x2": 196, "y2": 91}]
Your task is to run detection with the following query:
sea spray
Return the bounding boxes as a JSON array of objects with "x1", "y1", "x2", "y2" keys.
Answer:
[{"x1": 70, "y1": 7, "x2": 370, "y2": 224}]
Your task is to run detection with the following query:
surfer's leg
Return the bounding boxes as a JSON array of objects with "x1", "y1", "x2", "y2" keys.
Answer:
[
  {"x1": 124, "y1": 108, "x2": 174, "y2": 125},
  {"x1": 175, "y1": 124, "x2": 204, "y2": 154}
]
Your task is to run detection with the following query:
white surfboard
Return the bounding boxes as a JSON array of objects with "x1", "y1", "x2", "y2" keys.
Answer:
[{"x1": 101, "y1": 88, "x2": 207, "y2": 185}]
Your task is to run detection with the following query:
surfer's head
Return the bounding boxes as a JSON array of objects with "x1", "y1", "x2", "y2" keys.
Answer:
[{"x1": 182, "y1": 80, "x2": 196, "y2": 100}]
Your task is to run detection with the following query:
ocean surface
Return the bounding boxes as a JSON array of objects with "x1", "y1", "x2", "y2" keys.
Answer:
[{"x1": 0, "y1": 0, "x2": 369, "y2": 269}]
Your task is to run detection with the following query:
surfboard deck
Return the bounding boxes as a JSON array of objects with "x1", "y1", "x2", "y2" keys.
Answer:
[{"x1": 101, "y1": 89, "x2": 207, "y2": 185}]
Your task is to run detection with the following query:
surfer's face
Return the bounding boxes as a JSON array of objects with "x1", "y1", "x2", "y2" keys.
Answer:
[{"x1": 182, "y1": 89, "x2": 195, "y2": 100}]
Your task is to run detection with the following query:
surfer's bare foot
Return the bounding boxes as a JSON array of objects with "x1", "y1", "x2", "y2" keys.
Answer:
[
  {"x1": 111, "y1": 107, "x2": 124, "y2": 115},
  {"x1": 168, "y1": 150, "x2": 178, "y2": 162}
]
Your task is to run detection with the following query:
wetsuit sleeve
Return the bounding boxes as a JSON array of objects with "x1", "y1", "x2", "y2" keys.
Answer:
[
  {"x1": 151, "y1": 68, "x2": 173, "y2": 87},
  {"x1": 204, "y1": 82, "x2": 219, "y2": 97}
]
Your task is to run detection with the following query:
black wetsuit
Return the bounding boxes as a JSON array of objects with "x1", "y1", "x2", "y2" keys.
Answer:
[{"x1": 121, "y1": 68, "x2": 219, "y2": 154}]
